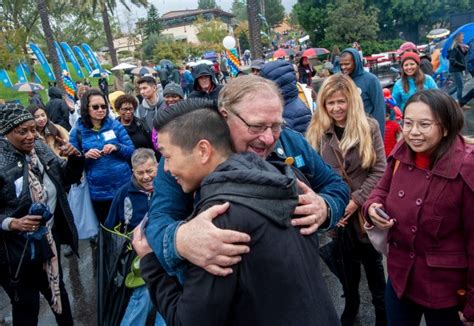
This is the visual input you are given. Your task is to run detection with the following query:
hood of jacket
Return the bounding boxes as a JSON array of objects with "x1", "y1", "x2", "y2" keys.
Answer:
[
  {"x1": 195, "y1": 152, "x2": 298, "y2": 227},
  {"x1": 341, "y1": 48, "x2": 365, "y2": 78},
  {"x1": 260, "y1": 60, "x2": 298, "y2": 104},
  {"x1": 192, "y1": 64, "x2": 217, "y2": 91},
  {"x1": 48, "y1": 87, "x2": 64, "y2": 100}
]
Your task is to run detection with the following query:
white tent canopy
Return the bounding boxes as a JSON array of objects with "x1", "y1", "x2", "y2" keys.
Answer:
[{"x1": 111, "y1": 63, "x2": 137, "y2": 71}]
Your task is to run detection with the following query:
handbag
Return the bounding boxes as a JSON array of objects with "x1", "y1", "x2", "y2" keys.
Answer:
[
  {"x1": 67, "y1": 174, "x2": 99, "y2": 239},
  {"x1": 364, "y1": 160, "x2": 400, "y2": 256},
  {"x1": 331, "y1": 147, "x2": 367, "y2": 237}
]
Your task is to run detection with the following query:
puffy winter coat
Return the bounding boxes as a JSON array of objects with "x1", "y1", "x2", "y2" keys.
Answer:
[
  {"x1": 260, "y1": 60, "x2": 312, "y2": 133},
  {"x1": 69, "y1": 117, "x2": 135, "y2": 201}
]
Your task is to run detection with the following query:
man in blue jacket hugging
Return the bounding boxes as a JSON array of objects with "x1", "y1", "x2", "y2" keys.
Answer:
[{"x1": 133, "y1": 99, "x2": 340, "y2": 325}]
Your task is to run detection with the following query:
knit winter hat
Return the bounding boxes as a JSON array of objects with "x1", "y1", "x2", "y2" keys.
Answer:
[
  {"x1": 0, "y1": 103, "x2": 34, "y2": 135},
  {"x1": 163, "y1": 82, "x2": 184, "y2": 99},
  {"x1": 398, "y1": 42, "x2": 417, "y2": 53},
  {"x1": 401, "y1": 52, "x2": 420, "y2": 65}
]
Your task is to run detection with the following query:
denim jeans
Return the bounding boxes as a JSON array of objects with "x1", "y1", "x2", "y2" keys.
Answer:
[
  {"x1": 385, "y1": 279, "x2": 463, "y2": 326},
  {"x1": 120, "y1": 286, "x2": 166, "y2": 326},
  {"x1": 452, "y1": 71, "x2": 464, "y2": 100}
]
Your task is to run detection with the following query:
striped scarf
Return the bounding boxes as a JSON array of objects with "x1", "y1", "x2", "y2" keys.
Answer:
[{"x1": 27, "y1": 149, "x2": 62, "y2": 314}]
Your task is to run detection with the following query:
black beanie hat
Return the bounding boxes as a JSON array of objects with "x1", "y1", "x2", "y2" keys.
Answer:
[{"x1": 0, "y1": 103, "x2": 34, "y2": 135}]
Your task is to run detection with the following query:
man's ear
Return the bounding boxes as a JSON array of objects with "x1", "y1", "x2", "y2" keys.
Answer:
[
  {"x1": 196, "y1": 139, "x2": 213, "y2": 163},
  {"x1": 220, "y1": 108, "x2": 229, "y2": 120}
]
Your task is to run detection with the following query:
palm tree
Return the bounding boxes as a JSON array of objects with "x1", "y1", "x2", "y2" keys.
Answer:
[
  {"x1": 247, "y1": 0, "x2": 263, "y2": 59},
  {"x1": 36, "y1": 0, "x2": 64, "y2": 88},
  {"x1": 77, "y1": 0, "x2": 148, "y2": 90}
]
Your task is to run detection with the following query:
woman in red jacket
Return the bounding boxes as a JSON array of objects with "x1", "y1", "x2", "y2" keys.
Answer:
[{"x1": 364, "y1": 89, "x2": 474, "y2": 325}]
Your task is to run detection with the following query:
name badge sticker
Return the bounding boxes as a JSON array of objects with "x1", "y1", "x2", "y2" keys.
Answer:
[
  {"x1": 102, "y1": 130, "x2": 116, "y2": 141},
  {"x1": 294, "y1": 155, "x2": 305, "y2": 168}
]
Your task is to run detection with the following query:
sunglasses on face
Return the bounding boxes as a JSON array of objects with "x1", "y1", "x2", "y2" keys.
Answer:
[{"x1": 89, "y1": 104, "x2": 108, "y2": 111}]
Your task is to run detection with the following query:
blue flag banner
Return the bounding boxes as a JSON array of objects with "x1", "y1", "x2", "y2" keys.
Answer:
[
  {"x1": 22, "y1": 63, "x2": 42, "y2": 83},
  {"x1": 61, "y1": 42, "x2": 84, "y2": 79},
  {"x1": 54, "y1": 41, "x2": 69, "y2": 73},
  {"x1": 29, "y1": 42, "x2": 56, "y2": 81},
  {"x1": 15, "y1": 64, "x2": 28, "y2": 83},
  {"x1": 73, "y1": 46, "x2": 93, "y2": 73},
  {"x1": 0, "y1": 69, "x2": 13, "y2": 88},
  {"x1": 82, "y1": 43, "x2": 101, "y2": 70}
]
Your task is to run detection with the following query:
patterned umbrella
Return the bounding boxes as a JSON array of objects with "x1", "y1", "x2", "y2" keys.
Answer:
[
  {"x1": 272, "y1": 48, "x2": 295, "y2": 59},
  {"x1": 12, "y1": 82, "x2": 45, "y2": 92},
  {"x1": 302, "y1": 48, "x2": 330, "y2": 57},
  {"x1": 131, "y1": 66, "x2": 157, "y2": 76},
  {"x1": 89, "y1": 69, "x2": 112, "y2": 78},
  {"x1": 427, "y1": 28, "x2": 450, "y2": 39}
]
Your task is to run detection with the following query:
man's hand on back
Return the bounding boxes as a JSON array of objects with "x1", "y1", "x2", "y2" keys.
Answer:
[
  {"x1": 176, "y1": 202, "x2": 251, "y2": 277},
  {"x1": 291, "y1": 180, "x2": 328, "y2": 235}
]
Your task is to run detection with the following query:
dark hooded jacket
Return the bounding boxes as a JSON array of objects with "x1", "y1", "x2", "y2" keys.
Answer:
[
  {"x1": 260, "y1": 60, "x2": 312, "y2": 134},
  {"x1": 341, "y1": 48, "x2": 385, "y2": 136},
  {"x1": 189, "y1": 64, "x2": 223, "y2": 101},
  {"x1": 45, "y1": 87, "x2": 71, "y2": 131},
  {"x1": 141, "y1": 152, "x2": 339, "y2": 326}
]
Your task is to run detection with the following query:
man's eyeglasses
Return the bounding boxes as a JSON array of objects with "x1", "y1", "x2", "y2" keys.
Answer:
[
  {"x1": 89, "y1": 104, "x2": 108, "y2": 111},
  {"x1": 229, "y1": 110, "x2": 284, "y2": 134},
  {"x1": 401, "y1": 119, "x2": 439, "y2": 133}
]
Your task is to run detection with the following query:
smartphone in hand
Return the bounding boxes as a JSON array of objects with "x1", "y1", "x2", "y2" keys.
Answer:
[{"x1": 374, "y1": 207, "x2": 390, "y2": 220}]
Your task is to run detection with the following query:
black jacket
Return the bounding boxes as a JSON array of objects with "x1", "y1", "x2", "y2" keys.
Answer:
[
  {"x1": 448, "y1": 45, "x2": 466, "y2": 73},
  {"x1": 141, "y1": 152, "x2": 339, "y2": 326},
  {"x1": 0, "y1": 138, "x2": 84, "y2": 267},
  {"x1": 189, "y1": 64, "x2": 223, "y2": 101},
  {"x1": 46, "y1": 87, "x2": 71, "y2": 131}
]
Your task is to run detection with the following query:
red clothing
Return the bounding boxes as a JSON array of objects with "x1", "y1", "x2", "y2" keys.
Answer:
[
  {"x1": 363, "y1": 136, "x2": 474, "y2": 320},
  {"x1": 414, "y1": 152, "x2": 431, "y2": 170},
  {"x1": 384, "y1": 120, "x2": 401, "y2": 157}
]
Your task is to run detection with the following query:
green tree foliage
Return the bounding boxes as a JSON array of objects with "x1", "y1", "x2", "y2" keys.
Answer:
[
  {"x1": 263, "y1": 0, "x2": 285, "y2": 27},
  {"x1": 232, "y1": 0, "x2": 248, "y2": 21},
  {"x1": 324, "y1": 0, "x2": 379, "y2": 44},
  {"x1": 144, "y1": 4, "x2": 162, "y2": 39},
  {"x1": 152, "y1": 39, "x2": 211, "y2": 64},
  {"x1": 292, "y1": 0, "x2": 333, "y2": 44},
  {"x1": 0, "y1": 25, "x2": 25, "y2": 69},
  {"x1": 198, "y1": 0, "x2": 217, "y2": 9},
  {"x1": 141, "y1": 32, "x2": 161, "y2": 60},
  {"x1": 196, "y1": 17, "x2": 228, "y2": 46},
  {"x1": 235, "y1": 21, "x2": 250, "y2": 51}
]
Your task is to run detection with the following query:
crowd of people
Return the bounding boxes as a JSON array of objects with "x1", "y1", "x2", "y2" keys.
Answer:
[{"x1": 0, "y1": 39, "x2": 473, "y2": 326}]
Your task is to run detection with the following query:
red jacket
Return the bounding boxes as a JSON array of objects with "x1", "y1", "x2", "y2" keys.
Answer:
[{"x1": 363, "y1": 136, "x2": 474, "y2": 320}]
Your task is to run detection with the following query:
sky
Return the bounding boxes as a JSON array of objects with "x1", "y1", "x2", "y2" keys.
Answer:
[{"x1": 117, "y1": 0, "x2": 298, "y2": 32}]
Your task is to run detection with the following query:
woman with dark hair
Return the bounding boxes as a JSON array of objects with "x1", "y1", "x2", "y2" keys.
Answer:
[
  {"x1": 0, "y1": 103, "x2": 83, "y2": 325},
  {"x1": 392, "y1": 52, "x2": 437, "y2": 111},
  {"x1": 298, "y1": 56, "x2": 316, "y2": 88},
  {"x1": 364, "y1": 89, "x2": 474, "y2": 325},
  {"x1": 69, "y1": 89, "x2": 135, "y2": 223},
  {"x1": 28, "y1": 106, "x2": 69, "y2": 158},
  {"x1": 115, "y1": 94, "x2": 154, "y2": 151}
]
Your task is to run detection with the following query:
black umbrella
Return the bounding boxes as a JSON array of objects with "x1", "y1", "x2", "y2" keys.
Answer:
[{"x1": 97, "y1": 224, "x2": 135, "y2": 326}]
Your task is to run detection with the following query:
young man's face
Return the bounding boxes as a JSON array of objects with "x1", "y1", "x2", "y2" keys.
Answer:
[
  {"x1": 158, "y1": 132, "x2": 205, "y2": 193},
  {"x1": 197, "y1": 75, "x2": 211, "y2": 91},
  {"x1": 139, "y1": 82, "x2": 157, "y2": 100},
  {"x1": 339, "y1": 54, "x2": 355, "y2": 75}
]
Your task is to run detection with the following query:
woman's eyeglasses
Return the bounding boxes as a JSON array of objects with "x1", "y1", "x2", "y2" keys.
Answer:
[
  {"x1": 401, "y1": 119, "x2": 439, "y2": 133},
  {"x1": 89, "y1": 104, "x2": 108, "y2": 111}
]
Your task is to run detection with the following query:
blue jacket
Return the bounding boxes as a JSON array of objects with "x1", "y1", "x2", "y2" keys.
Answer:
[
  {"x1": 260, "y1": 60, "x2": 312, "y2": 133},
  {"x1": 104, "y1": 179, "x2": 152, "y2": 230},
  {"x1": 145, "y1": 127, "x2": 350, "y2": 275},
  {"x1": 69, "y1": 117, "x2": 135, "y2": 201},
  {"x1": 342, "y1": 48, "x2": 385, "y2": 136},
  {"x1": 392, "y1": 75, "x2": 438, "y2": 111}
]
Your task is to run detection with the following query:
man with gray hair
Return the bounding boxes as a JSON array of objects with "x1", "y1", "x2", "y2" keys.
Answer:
[{"x1": 104, "y1": 148, "x2": 164, "y2": 325}]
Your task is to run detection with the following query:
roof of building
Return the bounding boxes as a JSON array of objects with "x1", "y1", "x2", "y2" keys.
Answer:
[{"x1": 161, "y1": 8, "x2": 234, "y2": 20}]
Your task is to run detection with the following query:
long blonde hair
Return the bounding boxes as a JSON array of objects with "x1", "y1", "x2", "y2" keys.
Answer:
[{"x1": 306, "y1": 73, "x2": 376, "y2": 169}]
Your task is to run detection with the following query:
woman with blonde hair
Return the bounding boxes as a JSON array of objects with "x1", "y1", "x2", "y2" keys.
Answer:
[{"x1": 306, "y1": 73, "x2": 387, "y2": 326}]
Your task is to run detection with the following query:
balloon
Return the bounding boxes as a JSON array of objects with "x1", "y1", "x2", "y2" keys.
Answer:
[{"x1": 223, "y1": 36, "x2": 236, "y2": 50}]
